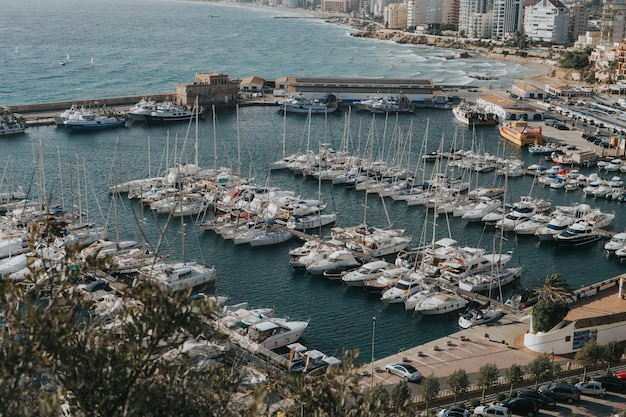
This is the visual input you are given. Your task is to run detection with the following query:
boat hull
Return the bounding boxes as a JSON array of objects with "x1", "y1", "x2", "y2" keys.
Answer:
[{"x1": 499, "y1": 122, "x2": 544, "y2": 146}]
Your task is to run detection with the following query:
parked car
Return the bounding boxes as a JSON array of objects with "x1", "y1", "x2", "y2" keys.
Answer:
[
  {"x1": 556, "y1": 123, "x2": 570, "y2": 130},
  {"x1": 384, "y1": 362, "x2": 422, "y2": 383},
  {"x1": 593, "y1": 375, "x2": 626, "y2": 393},
  {"x1": 438, "y1": 406, "x2": 471, "y2": 417},
  {"x1": 576, "y1": 381, "x2": 607, "y2": 397},
  {"x1": 616, "y1": 371, "x2": 626, "y2": 380},
  {"x1": 517, "y1": 389, "x2": 556, "y2": 409},
  {"x1": 538, "y1": 383, "x2": 581, "y2": 403},
  {"x1": 473, "y1": 404, "x2": 511, "y2": 417},
  {"x1": 500, "y1": 398, "x2": 539, "y2": 417}
]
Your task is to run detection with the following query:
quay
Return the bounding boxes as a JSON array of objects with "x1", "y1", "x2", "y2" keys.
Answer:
[{"x1": 358, "y1": 275, "x2": 626, "y2": 395}]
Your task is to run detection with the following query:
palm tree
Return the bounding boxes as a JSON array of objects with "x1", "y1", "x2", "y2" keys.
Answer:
[{"x1": 538, "y1": 273, "x2": 574, "y2": 304}]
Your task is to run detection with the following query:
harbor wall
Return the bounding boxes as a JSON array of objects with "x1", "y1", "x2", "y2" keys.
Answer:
[{"x1": 6, "y1": 94, "x2": 172, "y2": 114}]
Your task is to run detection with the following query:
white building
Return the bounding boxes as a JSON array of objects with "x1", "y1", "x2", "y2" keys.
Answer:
[
  {"x1": 458, "y1": 0, "x2": 494, "y2": 38},
  {"x1": 477, "y1": 93, "x2": 544, "y2": 120},
  {"x1": 523, "y1": 0, "x2": 569, "y2": 45},
  {"x1": 492, "y1": 0, "x2": 524, "y2": 40}
]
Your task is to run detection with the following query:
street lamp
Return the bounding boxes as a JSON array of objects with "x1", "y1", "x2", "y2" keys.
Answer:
[
  {"x1": 550, "y1": 348, "x2": 555, "y2": 366},
  {"x1": 371, "y1": 316, "x2": 376, "y2": 387}
]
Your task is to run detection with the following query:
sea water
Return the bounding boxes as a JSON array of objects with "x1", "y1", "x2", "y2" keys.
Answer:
[{"x1": 0, "y1": 0, "x2": 623, "y2": 362}]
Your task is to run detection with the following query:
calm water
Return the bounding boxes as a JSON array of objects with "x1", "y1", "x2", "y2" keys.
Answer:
[{"x1": 1, "y1": 0, "x2": 624, "y2": 362}]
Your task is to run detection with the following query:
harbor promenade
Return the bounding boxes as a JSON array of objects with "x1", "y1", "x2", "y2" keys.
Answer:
[{"x1": 357, "y1": 276, "x2": 626, "y2": 394}]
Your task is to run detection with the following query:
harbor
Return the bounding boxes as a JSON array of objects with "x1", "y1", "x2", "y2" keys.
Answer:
[{"x1": 3, "y1": 1, "x2": 626, "y2": 414}]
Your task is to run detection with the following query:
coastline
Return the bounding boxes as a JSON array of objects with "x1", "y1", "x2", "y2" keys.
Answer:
[{"x1": 205, "y1": 0, "x2": 567, "y2": 87}]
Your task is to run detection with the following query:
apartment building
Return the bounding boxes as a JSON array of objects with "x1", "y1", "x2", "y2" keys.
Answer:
[{"x1": 523, "y1": 0, "x2": 569, "y2": 45}]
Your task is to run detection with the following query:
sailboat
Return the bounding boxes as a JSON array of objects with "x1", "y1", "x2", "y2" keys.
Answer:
[
  {"x1": 60, "y1": 53, "x2": 70, "y2": 65},
  {"x1": 457, "y1": 170, "x2": 515, "y2": 329}
]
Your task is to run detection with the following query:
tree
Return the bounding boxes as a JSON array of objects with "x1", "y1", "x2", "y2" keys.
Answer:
[
  {"x1": 505, "y1": 364, "x2": 524, "y2": 397},
  {"x1": 419, "y1": 374, "x2": 440, "y2": 412},
  {"x1": 559, "y1": 50, "x2": 592, "y2": 69},
  {"x1": 526, "y1": 354, "x2": 554, "y2": 388},
  {"x1": 575, "y1": 342, "x2": 606, "y2": 380},
  {"x1": 0, "y1": 221, "x2": 242, "y2": 417},
  {"x1": 447, "y1": 369, "x2": 470, "y2": 403},
  {"x1": 604, "y1": 341, "x2": 625, "y2": 371},
  {"x1": 390, "y1": 380, "x2": 412, "y2": 410},
  {"x1": 538, "y1": 273, "x2": 574, "y2": 303},
  {"x1": 532, "y1": 273, "x2": 573, "y2": 332},
  {"x1": 476, "y1": 363, "x2": 499, "y2": 403}
]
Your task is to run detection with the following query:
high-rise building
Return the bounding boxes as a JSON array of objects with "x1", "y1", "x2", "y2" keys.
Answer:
[
  {"x1": 568, "y1": 4, "x2": 589, "y2": 43},
  {"x1": 442, "y1": 0, "x2": 460, "y2": 25},
  {"x1": 523, "y1": 0, "x2": 569, "y2": 44},
  {"x1": 458, "y1": 0, "x2": 494, "y2": 38},
  {"x1": 492, "y1": 0, "x2": 524, "y2": 39},
  {"x1": 407, "y1": 0, "x2": 431, "y2": 25},
  {"x1": 601, "y1": 0, "x2": 626, "y2": 46},
  {"x1": 384, "y1": 2, "x2": 408, "y2": 28}
]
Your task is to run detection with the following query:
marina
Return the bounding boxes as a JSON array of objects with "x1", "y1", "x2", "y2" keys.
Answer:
[
  {"x1": 2, "y1": 102, "x2": 625, "y2": 364},
  {"x1": 2, "y1": 0, "x2": 626, "y2": 399}
]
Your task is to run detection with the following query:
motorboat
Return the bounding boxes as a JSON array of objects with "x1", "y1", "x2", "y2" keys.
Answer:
[
  {"x1": 534, "y1": 215, "x2": 576, "y2": 241},
  {"x1": 277, "y1": 95, "x2": 337, "y2": 114},
  {"x1": 0, "y1": 109, "x2": 26, "y2": 136},
  {"x1": 452, "y1": 101, "x2": 498, "y2": 126},
  {"x1": 365, "y1": 96, "x2": 414, "y2": 114},
  {"x1": 458, "y1": 306, "x2": 503, "y2": 329},
  {"x1": 64, "y1": 113, "x2": 126, "y2": 131},
  {"x1": 415, "y1": 292, "x2": 469, "y2": 315},
  {"x1": 504, "y1": 287, "x2": 540, "y2": 310},
  {"x1": 481, "y1": 204, "x2": 513, "y2": 226},
  {"x1": 125, "y1": 98, "x2": 158, "y2": 121},
  {"x1": 341, "y1": 260, "x2": 390, "y2": 287},
  {"x1": 137, "y1": 261, "x2": 216, "y2": 293},
  {"x1": 553, "y1": 221, "x2": 602, "y2": 246},
  {"x1": 345, "y1": 233, "x2": 413, "y2": 258},
  {"x1": 363, "y1": 266, "x2": 410, "y2": 292},
  {"x1": 604, "y1": 231, "x2": 626, "y2": 255},
  {"x1": 52, "y1": 104, "x2": 92, "y2": 125},
  {"x1": 514, "y1": 213, "x2": 551, "y2": 235},
  {"x1": 305, "y1": 249, "x2": 360, "y2": 275},
  {"x1": 438, "y1": 249, "x2": 508, "y2": 285},
  {"x1": 404, "y1": 284, "x2": 440, "y2": 311},
  {"x1": 457, "y1": 266, "x2": 523, "y2": 293},
  {"x1": 495, "y1": 206, "x2": 536, "y2": 232},
  {"x1": 220, "y1": 307, "x2": 309, "y2": 350},
  {"x1": 143, "y1": 101, "x2": 203, "y2": 122},
  {"x1": 287, "y1": 212, "x2": 338, "y2": 231},
  {"x1": 247, "y1": 318, "x2": 309, "y2": 350},
  {"x1": 249, "y1": 229, "x2": 293, "y2": 247},
  {"x1": 380, "y1": 272, "x2": 423, "y2": 304},
  {"x1": 499, "y1": 120, "x2": 544, "y2": 146}
]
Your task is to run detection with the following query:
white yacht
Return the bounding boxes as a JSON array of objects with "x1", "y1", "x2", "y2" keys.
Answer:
[
  {"x1": 341, "y1": 260, "x2": 390, "y2": 287},
  {"x1": 457, "y1": 266, "x2": 523, "y2": 293},
  {"x1": 604, "y1": 231, "x2": 626, "y2": 255},
  {"x1": 137, "y1": 261, "x2": 216, "y2": 294},
  {"x1": 415, "y1": 292, "x2": 469, "y2": 315},
  {"x1": 380, "y1": 272, "x2": 423, "y2": 304},
  {"x1": 305, "y1": 249, "x2": 360, "y2": 275},
  {"x1": 458, "y1": 307, "x2": 503, "y2": 329},
  {"x1": 534, "y1": 215, "x2": 576, "y2": 241}
]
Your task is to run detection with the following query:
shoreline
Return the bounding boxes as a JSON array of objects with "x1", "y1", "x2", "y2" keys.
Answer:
[{"x1": 192, "y1": 1, "x2": 569, "y2": 87}]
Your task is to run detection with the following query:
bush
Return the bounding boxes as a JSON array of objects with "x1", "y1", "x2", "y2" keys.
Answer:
[
  {"x1": 510, "y1": 391, "x2": 518, "y2": 398},
  {"x1": 470, "y1": 398, "x2": 481, "y2": 408},
  {"x1": 532, "y1": 299, "x2": 569, "y2": 332},
  {"x1": 496, "y1": 393, "x2": 506, "y2": 402}
]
